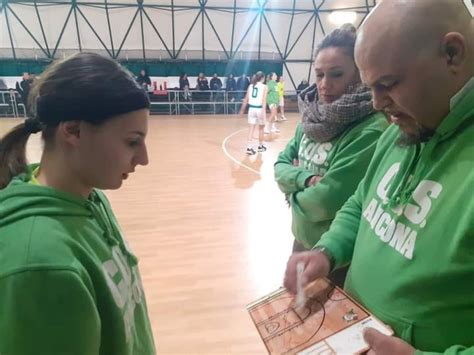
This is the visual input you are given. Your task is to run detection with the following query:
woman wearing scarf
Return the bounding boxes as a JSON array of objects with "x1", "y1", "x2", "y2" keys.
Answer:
[{"x1": 274, "y1": 24, "x2": 388, "y2": 287}]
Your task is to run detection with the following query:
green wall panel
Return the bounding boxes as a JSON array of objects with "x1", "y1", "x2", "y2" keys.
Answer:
[{"x1": 0, "y1": 59, "x2": 283, "y2": 78}]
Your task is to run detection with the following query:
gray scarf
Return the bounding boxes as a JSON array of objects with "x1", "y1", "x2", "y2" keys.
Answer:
[{"x1": 298, "y1": 84, "x2": 374, "y2": 142}]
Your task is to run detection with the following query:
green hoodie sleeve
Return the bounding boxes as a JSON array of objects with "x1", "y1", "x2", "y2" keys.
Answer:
[
  {"x1": 314, "y1": 125, "x2": 400, "y2": 267},
  {"x1": 314, "y1": 186, "x2": 474, "y2": 354},
  {"x1": 290, "y1": 126, "x2": 384, "y2": 224},
  {"x1": 313, "y1": 129, "x2": 381, "y2": 267},
  {"x1": 0, "y1": 268, "x2": 101, "y2": 355},
  {"x1": 417, "y1": 347, "x2": 474, "y2": 355},
  {"x1": 275, "y1": 124, "x2": 315, "y2": 194},
  {"x1": 314, "y1": 187, "x2": 362, "y2": 267}
]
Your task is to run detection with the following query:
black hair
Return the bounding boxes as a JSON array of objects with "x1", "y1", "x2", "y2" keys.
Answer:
[
  {"x1": 268, "y1": 72, "x2": 277, "y2": 81},
  {"x1": 0, "y1": 52, "x2": 149, "y2": 189},
  {"x1": 314, "y1": 23, "x2": 357, "y2": 59}
]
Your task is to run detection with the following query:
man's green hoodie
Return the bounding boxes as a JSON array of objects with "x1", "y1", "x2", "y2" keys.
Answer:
[
  {"x1": 0, "y1": 166, "x2": 155, "y2": 355},
  {"x1": 275, "y1": 112, "x2": 388, "y2": 248},
  {"x1": 316, "y1": 82, "x2": 474, "y2": 353}
]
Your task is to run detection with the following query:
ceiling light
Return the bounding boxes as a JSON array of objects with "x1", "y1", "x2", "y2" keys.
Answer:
[{"x1": 328, "y1": 11, "x2": 357, "y2": 25}]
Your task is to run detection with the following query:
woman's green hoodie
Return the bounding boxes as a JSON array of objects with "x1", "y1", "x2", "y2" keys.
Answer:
[{"x1": 0, "y1": 166, "x2": 155, "y2": 355}]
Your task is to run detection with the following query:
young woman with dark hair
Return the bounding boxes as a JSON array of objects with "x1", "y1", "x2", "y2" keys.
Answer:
[
  {"x1": 275, "y1": 25, "x2": 388, "y2": 287},
  {"x1": 0, "y1": 52, "x2": 155, "y2": 354}
]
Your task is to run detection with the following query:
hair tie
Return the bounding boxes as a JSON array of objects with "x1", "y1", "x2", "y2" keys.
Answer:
[{"x1": 24, "y1": 118, "x2": 43, "y2": 134}]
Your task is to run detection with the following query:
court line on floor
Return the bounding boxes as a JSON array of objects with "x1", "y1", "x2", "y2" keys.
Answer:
[
  {"x1": 222, "y1": 128, "x2": 261, "y2": 175},
  {"x1": 221, "y1": 128, "x2": 290, "y2": 176}
]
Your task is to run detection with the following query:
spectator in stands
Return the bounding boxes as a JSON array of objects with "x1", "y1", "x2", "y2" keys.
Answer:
[
  {"x1": 226, "y1": 74, "x2": 237, "y2": 102},
  {"x1": 179, "y1": 73, "x2": 191, "y2": 101},
  {"x1": 210, "y1": 73, "x2": 223, "y2": 102},
  {"x1": 179, "y1": 73, "x2": 190, "y2": 90},
  {"x1": 197, "y1": 73, "x2": 210, "y2": 101},
  {"x1": 226, "y1": 74, "x2": 236, "y2": 91},
  {"x1": 196, "y1": 73, "x2": 209, "y2": 91},
  {"x1": 136, "y1": 69, "x2": 151, "y2": 90},
  {"x1": 297, "y1": 79, "x2": 310, "y2": 94},
  {"x1": 196, "y1": 73, "x2": 210, "y2": 101},
  {"x1": 210, "y1": 74, "x2": 222, "y2": 91},
  {"x1": 237, "y1": 73, "x2": 250, "y2": 99},
  {"x1": 15, "y1": 72, "x2": 33, "y2": 115},
  {"x1": 0, "y1": 79, "x2": 8, "y2": 90}
]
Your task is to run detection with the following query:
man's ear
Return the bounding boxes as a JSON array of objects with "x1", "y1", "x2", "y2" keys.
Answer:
[{"x1": 442, "y1": 32, "x2": 466, "y2": 69}]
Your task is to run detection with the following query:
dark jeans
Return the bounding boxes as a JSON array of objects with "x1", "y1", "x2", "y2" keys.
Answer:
[{"x1": 292, "y1": 239, "x2": 349, "y2": 288}]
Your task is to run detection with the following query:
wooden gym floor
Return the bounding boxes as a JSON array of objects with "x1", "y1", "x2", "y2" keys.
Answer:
[{"x1": 0, "y1": 114, "x2": 300, "y2": 354}]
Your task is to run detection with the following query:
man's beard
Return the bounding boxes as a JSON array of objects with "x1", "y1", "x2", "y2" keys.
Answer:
[
  {"x1": 397, "y1": 125, "x2": 435, "y2": 147},
  {"x1": 382, "y1": 111, "x2": 435, "y2": 147}
]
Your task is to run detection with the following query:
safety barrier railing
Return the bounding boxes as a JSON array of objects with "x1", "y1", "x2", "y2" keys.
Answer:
[{"x1": 0, "y1": 89, "x2": 299, "y2": 118}]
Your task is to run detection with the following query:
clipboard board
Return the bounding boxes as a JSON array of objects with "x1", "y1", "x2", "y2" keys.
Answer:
[{"x1": 247, "y1": 278, "x2": 393, "y2": 354}]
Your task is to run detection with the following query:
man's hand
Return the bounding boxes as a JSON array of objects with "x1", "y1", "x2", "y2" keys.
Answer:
[
  {"x1": 363, "y1": 328, "x2": 415, "y2": 355},
  {"x1": 283, "y1": 250, "x2": 331, "y2": 294}
]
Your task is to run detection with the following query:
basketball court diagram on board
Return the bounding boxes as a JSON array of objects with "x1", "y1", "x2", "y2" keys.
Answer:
[{"x1": 247, "y1": 279, "x2": 393, "y2": 354}]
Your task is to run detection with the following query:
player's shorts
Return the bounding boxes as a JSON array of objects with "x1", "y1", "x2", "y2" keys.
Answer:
[
  {"x1": 279, "y1": 97, "x2": 285, "y2": 106},
  {"x1": 248, "y1": 107, "x2": 266, "y2": 125},
  {"x1": 269, "y1": 103, "x2": 278, "y2": 110}
]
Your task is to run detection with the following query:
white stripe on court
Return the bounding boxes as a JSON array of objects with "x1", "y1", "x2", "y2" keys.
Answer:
[{"x1": 221, "y1": 128, "x2": 261, "y2": 175}]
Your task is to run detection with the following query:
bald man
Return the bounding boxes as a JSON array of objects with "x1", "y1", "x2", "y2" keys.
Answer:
[{"x1": 284, "y1": 1, "x2": 473, "y2": 354}]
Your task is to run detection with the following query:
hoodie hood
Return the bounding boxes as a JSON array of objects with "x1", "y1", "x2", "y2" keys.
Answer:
[
  {"x1": 387, "y1": 79, "x2": 474, "y2": 207},
  {"x1": 0, "y1": 164, "x2": 137, "y2": 265},
  {"x1": 0, "y1": 164, "x2": 91, "y2": 227}
]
